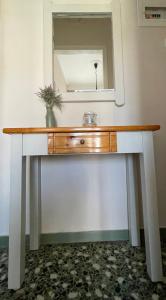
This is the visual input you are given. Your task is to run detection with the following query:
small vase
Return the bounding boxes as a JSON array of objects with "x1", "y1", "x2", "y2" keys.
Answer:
[{"x1": 45, "y1": 106, "x2": 57, "y2": 128}]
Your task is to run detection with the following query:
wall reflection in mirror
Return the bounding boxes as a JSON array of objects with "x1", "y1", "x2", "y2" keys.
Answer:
[{"x1": 53, "y1": 16, "x2": 114, "y2": 93}]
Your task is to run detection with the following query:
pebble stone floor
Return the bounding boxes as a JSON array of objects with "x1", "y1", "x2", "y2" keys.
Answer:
[{"x1": 0, "y1": 241, "x2": 166, "y2": 300}]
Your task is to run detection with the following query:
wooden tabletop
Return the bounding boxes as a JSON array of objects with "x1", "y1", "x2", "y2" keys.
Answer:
[{"x1": 3, "y1": 125, "x2": 160, "y2": 134}]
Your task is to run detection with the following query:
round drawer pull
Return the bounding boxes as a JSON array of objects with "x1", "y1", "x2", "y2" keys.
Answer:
[{"x1": 80, "y1": 139, "x2": 85, "y2": 145}]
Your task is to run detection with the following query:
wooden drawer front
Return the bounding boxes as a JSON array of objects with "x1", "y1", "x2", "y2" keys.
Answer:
[{"x1": 48, "y1": 132, "x2": 110, "y2": 154}]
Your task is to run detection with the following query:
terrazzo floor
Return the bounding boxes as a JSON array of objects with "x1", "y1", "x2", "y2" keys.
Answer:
[{"x1": 0, "y1": 241, "x2": 166, "y2": 300}]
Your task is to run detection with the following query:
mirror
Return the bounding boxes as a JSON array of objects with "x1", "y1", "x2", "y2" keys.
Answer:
[
  {"x1": 43, "y1": 0, "x2": 125, "y2": 105},
  {"x1": 53, "y1": 16, "x2": 114, "y2": 93}
]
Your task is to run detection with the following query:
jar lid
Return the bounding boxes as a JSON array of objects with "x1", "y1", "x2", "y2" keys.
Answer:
[{"x1": 84, "y1": 111, "x2": 97, "y2": 116}]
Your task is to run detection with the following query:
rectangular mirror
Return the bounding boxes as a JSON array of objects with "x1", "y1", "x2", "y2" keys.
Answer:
[
  {"x1": 53, "y1": 16, "x2": 114, "y2": 92},
  {"x1": 43, "y1": 0, "x2": 125, "y2": 105}
]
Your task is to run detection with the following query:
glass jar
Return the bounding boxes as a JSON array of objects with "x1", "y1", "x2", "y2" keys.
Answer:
[{"x1": 83, "y1": 112, "x2": 97, "y2": 126}]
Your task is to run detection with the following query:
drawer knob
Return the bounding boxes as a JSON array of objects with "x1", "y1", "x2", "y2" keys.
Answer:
[{"x1": 80, "y1": 139, "x2": 85, "y2": 145}]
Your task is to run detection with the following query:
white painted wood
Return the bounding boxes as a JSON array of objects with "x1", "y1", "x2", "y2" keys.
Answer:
[
  {"x1": 43, "y1": 0, "x2": 125, "y2": 106},
  {"x1": 23, "y1": 134, "x2": 48, "y2": 156},
  {"x1": 61, "y1": 90, "x2": 116, "y2": 103},
  {"x1": 51, "y1": 0, "x2": 113, "y2": 13},
  {"x1": 8, "y1": 135, "x2": 26, "y2": 290},
  {"x1": 117, "y1": 132, "x2": 143, "y2": 153},
  {"x1": 43, "y1": 0, "x2": 53, "y2": 85},
  {"x1": 30, "y1": 157, "x2": 41, "y2": 250},
  {"x1": 139, "y1": 132, "x2": 163, "y2": 282},
  {"x1": 111, "y1": 0, "x2": 125, "y2": 106},
  {"x1": 126, "y1": 154, "x2": 140, "y2": 247}
]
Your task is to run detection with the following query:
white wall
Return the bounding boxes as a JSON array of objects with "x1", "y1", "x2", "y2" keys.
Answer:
[
  {"x1": 0, "y1": 0, "x2": 166, "y2": 236},
  {"x1": 0, "y1": 0, "x2": 44, "y2": 235}
]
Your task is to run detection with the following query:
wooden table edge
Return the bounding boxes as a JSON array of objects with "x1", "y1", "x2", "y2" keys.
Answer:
[{"x1": 3, "y1": 125, "x2": 160, "y2": 134}]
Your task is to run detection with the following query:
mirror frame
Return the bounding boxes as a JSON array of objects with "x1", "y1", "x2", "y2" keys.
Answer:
[{"x1": 44, "y1": 0, "x2": 125, "y2": 106}]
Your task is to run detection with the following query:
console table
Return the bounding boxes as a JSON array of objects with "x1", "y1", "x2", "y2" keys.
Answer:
[{"x1": 3, "y1": 125, "x2": 163, "y2": 289}]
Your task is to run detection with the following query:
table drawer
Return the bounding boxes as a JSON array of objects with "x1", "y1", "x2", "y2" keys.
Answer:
[{"x1": 48, "y1": 132, "x2": 110, "y2": 154}]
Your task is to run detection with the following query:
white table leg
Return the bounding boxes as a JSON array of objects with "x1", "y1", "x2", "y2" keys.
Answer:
[
  {"x1": 8, "y1": 135, "x2": 26, "y2": 289},
  {"x1": 139, "y1": 132, "x2": 163, "y2": 282},
  {"x1": 126, "y1": 154, "x2": 140, "y2": 247},
  {"x1": 30, "y1": 156, "x2": 41, "y2": 250}
]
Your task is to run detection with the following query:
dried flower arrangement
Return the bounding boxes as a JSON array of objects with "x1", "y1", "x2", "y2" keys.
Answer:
[
  {"x1": 36, "y1": 85, "x2": 62, "y2": 127},
  {"x1": 36, "y1": 85, "x2": 62, "y2": 109}
]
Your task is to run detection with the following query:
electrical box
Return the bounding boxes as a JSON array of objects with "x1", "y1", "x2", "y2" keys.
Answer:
[{"x1": 137, "y1": 0, "x2": 166, "y2": 26}]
